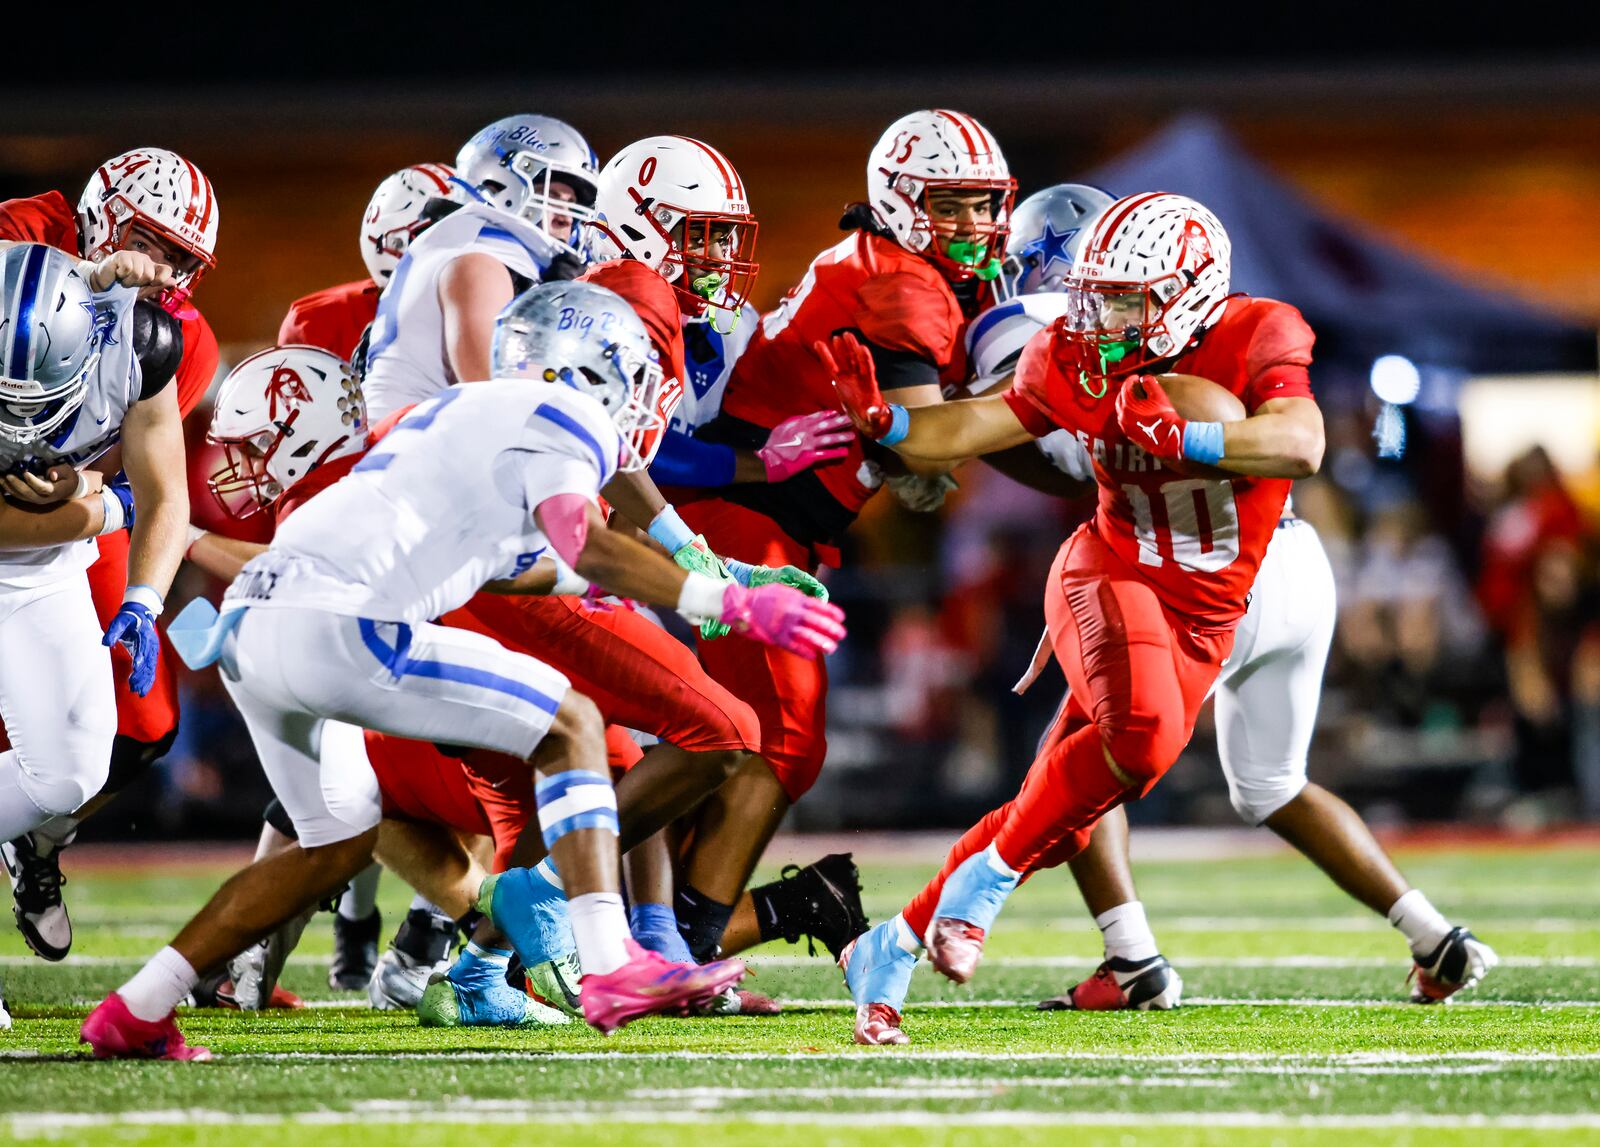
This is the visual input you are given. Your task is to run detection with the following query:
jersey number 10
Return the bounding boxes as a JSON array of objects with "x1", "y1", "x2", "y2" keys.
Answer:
[{"x1": 1122, "y1": 478, "x2": 1241, "y2": 572}]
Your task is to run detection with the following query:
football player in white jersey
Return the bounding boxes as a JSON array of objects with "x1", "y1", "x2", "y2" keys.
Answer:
[
  {"x1": 959, "y1": 195, "x2": 1498, "y2": 1008},
  {"x1": 81, "y1": 281, "x2": 846, "y2": 1058},
  {"x1": 0, "y1": 243, "x2": 189, "y2": 982},
  {"x1": 361, "y1": 114, "x2": 598, "y2": 421}
]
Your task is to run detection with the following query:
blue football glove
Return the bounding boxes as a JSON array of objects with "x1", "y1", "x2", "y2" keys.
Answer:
[
  {"x1": 105, "y1": 471, "x2": 136, "y2": 533},
  {"x1": 103, "y1": 601, "x2": 160, "y2": 696}
]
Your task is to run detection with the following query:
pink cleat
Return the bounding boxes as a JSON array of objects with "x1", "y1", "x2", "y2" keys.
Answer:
[
  {"x1": 853, "y1": 1002, "x2": 909, "y2": 1045},
  {"x1": 926, "y1": 917, "x2": 986, "y2": 984},
  {"x1": 579, "y1": 940, "x2": 747, "y2": 1035},
  {"x1": 80, "y1": 993, "x2": 212, "y2": 1061}
]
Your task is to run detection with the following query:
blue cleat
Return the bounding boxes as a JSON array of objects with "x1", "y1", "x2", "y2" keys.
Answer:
[
  {"x1": 416, "y1": 943, "x2": 568, "y2": 1027},
  {"x1": 840, "y1": 915, "x2": 921, "y2": 1045},
  {"x1": 926, "y1": 845, "x2": 1019, "y2": 984},
  {"x1": 629, "y1": 902, "x2": 696, "y2": 965},
  {"x1": 477, "y1": 867, "x2": 576, "y2": 969}
]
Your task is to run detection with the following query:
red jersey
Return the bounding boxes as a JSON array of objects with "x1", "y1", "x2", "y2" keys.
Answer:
[
  {"x1": 1004, "y1": 297, "x2": 1316, "y2": 626},
  {"x1": 0, "y1": 191, "x2": 218, "y2": 418},
  {"x1": 278, "y1": 278, "x2": 382, "y2": 362},
  {"x1": 579, "y1": 260, "x2": 688, "y2": 389},
  {"x1": 707, "y1": 231, "x2": 971, "y2": 544}
]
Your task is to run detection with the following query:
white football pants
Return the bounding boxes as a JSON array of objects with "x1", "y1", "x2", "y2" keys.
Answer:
[
  {"x1": 219, "y1": 606, "x2": 570, "y2": 848},
  {"x1": 0, "y1": 574, "x2": 116, "y2": 840},
  {"x1": 1213, "y1": 519, "x2": 1338, "y2": 824}
]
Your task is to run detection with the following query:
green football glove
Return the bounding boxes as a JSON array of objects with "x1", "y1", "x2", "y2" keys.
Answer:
[
  {"x1": 745, "y1": 563, "x2": 829, "y2": 602},
  {"x1": 672, "y1": 534, "x2": 735, "y2": 639}
]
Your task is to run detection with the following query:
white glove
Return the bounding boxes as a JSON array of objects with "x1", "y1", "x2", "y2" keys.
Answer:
[{"x1": 887, "y1": 472, "x2": 958, "y2": 513}]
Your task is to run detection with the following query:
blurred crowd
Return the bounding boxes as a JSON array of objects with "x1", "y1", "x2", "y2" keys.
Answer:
[{"x1": 85, "y1": 395, "x2": 1600, "y2": 841}]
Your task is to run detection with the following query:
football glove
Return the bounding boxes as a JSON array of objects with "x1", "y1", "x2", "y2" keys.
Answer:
[
  {"x1": 103, "y1": 597, "x2": 161, "y2": 697},
  {"x1": 672, "y1": 534, "x2": 737, "y2": 640},
  {"x1": 887, "y1": 472, "x2": 958, "y2": 513},
  {"x1": 718, "y1": 583, "x2": 846, "y2": 659},
  {"x1": 724, "y1": 558, "x2": 829, "y2": 602},
  {"x1": 1114, "y1": 376, "x2": 1225, "y2": 466},
  {"x1": 815, "y1": 332, "x2": 905, "y2": 443},
  {"x1": 756, "y1": 411, "x2": 855, "y2": 483}
]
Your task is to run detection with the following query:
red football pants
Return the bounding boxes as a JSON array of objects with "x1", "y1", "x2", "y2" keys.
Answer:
[
  {"x1": 367, "y1": 725, "x2": 641, "y2": 873},
  {"x1": 450, "y1": 593, "x2": 759, "y2": 754},
  {"x1": 901, "y1": 526, "x2": 1234, "y2": 938},
  {"x1": 677, "y1": 498, "x2": 829, "y2": 803}
]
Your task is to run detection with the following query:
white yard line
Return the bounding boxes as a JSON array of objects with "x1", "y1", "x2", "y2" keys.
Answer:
[{"x1": 7, "y1": 1108, "x2": 1600, "y2": 1132}]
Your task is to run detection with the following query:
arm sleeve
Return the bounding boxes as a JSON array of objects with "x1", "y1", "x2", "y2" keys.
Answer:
[
  {"x1": 648, "y1": 428, "x2": 738, "y2": 487},
  {"x1": 519, "y1": 456, "x2": 603, "y2": 518},
  {"x1": 864, "y1": 338, "x2": 942, "y2": 394}
]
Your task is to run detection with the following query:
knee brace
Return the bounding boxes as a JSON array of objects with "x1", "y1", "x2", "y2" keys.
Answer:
[
  {"x1": 1227, "y1": 769, "x2": 1308, "y2": 827},
  {"x1": 263, "y1": 798, "x2": 300, "y2": 840},
  {"x1": 103, "y1": 727, "x2": 179, "y2": 794}
]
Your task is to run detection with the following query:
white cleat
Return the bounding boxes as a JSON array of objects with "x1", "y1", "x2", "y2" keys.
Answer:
[{"x1": 368, "y1": 946, "x2": 450, "y2": 1010}]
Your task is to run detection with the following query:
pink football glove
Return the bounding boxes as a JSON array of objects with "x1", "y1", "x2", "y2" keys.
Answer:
[
  {"x1": 756, "y1": 410, "x2": 855, "y2": 483},
  {"x1": 1114, "y1": 376, "x2": 1188, "y2": 463},
  {"x1": 719, "y1": 582, "x2": 847, "y2": 659},
  {"x1": 815, "y1": 332, "x2": 894, "y2": 439}
]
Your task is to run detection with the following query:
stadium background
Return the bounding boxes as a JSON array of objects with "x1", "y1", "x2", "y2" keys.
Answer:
[{"x1": 4, "y1": 41, "x2": 1599, "y2": 840}]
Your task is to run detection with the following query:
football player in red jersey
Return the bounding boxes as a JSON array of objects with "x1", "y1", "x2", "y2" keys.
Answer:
[
  {"x1": 0, "y1": 149, "x2": 221, "y2": 962},
  {"x1": 620, "y1": 111, "x2": 1015, "y2": 964},
  {"x1": 831, "y1": 191, "x2": 1328, "y2": 1044},
  {"x1": 278, "y1": 163, "x2": 468, "y2": 360}
]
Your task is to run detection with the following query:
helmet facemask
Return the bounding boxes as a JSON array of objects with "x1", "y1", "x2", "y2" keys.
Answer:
[
  {"x1": 90, "y1": 208, "x2": 216, "y2": 314},
  {"x1": 607, "y1": 193, "x2": 759, "y2": 335},
  {"x1": 903, "y1": 179, "x2": 1015, "y2": 284},
  {"x1": 498, "y1": 154, "x2": 600, "y2": 250},
  {"x1": 0, "y1": 349, "x2": 99, "y2": 447},
  {"x1": 209, "y1": 421, "x2": 292, "y2": 520},
  {"x1": 1059, "y1": 258, "x2": 1222, "y2": 393}
]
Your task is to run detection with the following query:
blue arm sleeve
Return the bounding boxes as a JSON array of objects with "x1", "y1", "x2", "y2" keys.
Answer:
[{"x1": 647, "y1": 428, "x2": 739, "y2": 488}]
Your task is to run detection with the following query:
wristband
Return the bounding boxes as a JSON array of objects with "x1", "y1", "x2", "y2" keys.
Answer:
[
  {"x1": 185, "y1": 524, "x2": 208, "y2": 553},
  {"x1": 722, "y1": 558, "x2": 756, "y2": 587},
  {"x1": 123, "y1": 584, "x2": 165, "y2": 617},
  {"x1": 1182, "y1": 420, "x2": 1226, "y2": 466},
  {"x1": 73, "y1": 471, "x2": 92, "y2": 500},
  {"x1": 676, "y1": 571, "x2": 728, "y2": 621},
  {"x1": 878, "y1": 404, "x2": 911, "y2": 447},
  {"x1": 548, "y1": 554, "x2": 591, "y2": 597},
  {"x1": 647, "y1": 505, "x2": 695, "y2": 553},
  {"x1": 95, "y1": 489, "x2": 126, "y2": 536}
]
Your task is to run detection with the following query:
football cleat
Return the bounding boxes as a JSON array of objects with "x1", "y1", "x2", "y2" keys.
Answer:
[
  {"x1": 227, "y1": 905, "x2": 313, "y2": 1010},
  {"x1": 1037, "y1": 955, "x2": 1184, "y2": 1011},
  {"x1": 478, "y1": 868, "x2": 577, "y2": 971},
  {"x1": 3, "y1": 833, "x2": 72, "y2": 961},
  {"x1": 80, "y1": 993, "x2": 211, "y2": 1061},
  {"x1": 0, "y1": 984, "x2": 10, "y2": 1030},
  {"x1": 840, "y1": 916, "x2": 921, "y2": 1045},
  {"x1": 417, "y1": 945, "x2": 568, "y2": 1027},
  {"x1": 579, "y1": 939, "x2": 746, "y2": 1035},
  {"x1": 368, "y1": 947, "x2": 449, "y2": 1011},
  {"x1": 925, "y1": 849, "x2": 1018, "y2": 984},
  {"x1": 525, "y1": 950, "x2": 584, "y2": 1018},
  {"x1": 754, "y1": 853, "x2": 870, "y2": 960},
  {"x1": 328, "y1": 909, "x2": 382, "y2": 991},
  {"x1": 696, "y1": 987, "x2": 783, "y2": 1016},
  {"x1": 1410, "y1": 927, "x2": 1499, "y2": 1003}
]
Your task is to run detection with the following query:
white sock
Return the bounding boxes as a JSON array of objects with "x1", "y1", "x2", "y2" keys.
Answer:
[
  {"x1": 568, "y1": 892, "x2": 631, "y2": 977},
  {"x1": 31, "y1": 814, "x2": 79, "y2": 852},
  {"x1": 337, "y1": 863, "x2": 382, "y2": 921},
  {"x1": 409, "y1": 894, "x2": 442, "y2": 914},
  {"x1": 118, "y1": 946, "x2": 198, "y2": 1022},
  {"x1": 1096, "y1": 900, "x2": 1160, "y2": 963},
  {"x1": 1388, "y1": 889, "x2": 1452, "y2": 957},
  {"x1": 982, "y1": 842, "x2": 1020, "y2": 879}
]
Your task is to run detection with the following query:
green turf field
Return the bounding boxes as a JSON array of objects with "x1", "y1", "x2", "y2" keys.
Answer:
[{"x1": 2, "y1": 839, "x2": 1597, "y2": 1146}]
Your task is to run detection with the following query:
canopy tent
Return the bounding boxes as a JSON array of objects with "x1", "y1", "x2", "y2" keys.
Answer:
[{"x1": 1081, "y1": 116, "x2": 1596, "y2": 384}]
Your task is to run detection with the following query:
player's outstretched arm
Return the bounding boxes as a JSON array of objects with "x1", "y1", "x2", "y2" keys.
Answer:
[
  {"x1": 536, "y1": 498, "x2": 845, "y2": 659},
  {"x1": 184, "y1": 532, "x2": 268, "y2": 583},
  {"x1": 820, "y1": 332, "x2": 1034, "y2": 464},
  {"x1": 1215, "y1": 396, "x2": 1324, "y2": 478},
  {"x1": 120, "y1": 385, "x2": 189, "y2": 599}
]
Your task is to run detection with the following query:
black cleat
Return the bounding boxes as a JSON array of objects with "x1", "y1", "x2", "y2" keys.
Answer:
[
  {"x1": 750, "y1": 852, "x2": 869, "y2": 960},
  {"x1": 3, "y1": 834, "x2": 72, "y2": 962},
  {"x1": 328, "y1": 909, "x2": 382, "y2": 991}
]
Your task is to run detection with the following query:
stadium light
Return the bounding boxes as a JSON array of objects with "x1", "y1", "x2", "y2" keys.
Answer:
[{"x1": 1370, "y1": 354, "x2": 1422, "y2": 406}]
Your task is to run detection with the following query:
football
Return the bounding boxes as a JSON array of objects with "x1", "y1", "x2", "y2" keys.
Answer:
[{"x1": 1153, "y1": 373, "x2": 1246, "y2": 478}]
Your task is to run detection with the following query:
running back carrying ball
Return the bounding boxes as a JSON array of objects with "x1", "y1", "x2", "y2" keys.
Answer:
[{"x1": 1147, "y1": 373, "x2": 1246, "y2": 481}]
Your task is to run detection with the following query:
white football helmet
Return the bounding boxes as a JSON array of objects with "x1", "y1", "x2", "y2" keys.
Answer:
[
  {"x1": 0, "y1": 244, "x2": 103, "y2": 447},
  {"x1": 1062, "y1": 192, "x2": 1233, "y2": 379},
  {"x1": 207, "y1": 346, "x2": 366, "y2": 518},
  {"x1": 866, "y1": 110, "x2": 1015, "y2": 283},
  {"x1": 999, "y1": 183, "x2": 1115, "y2": 300},
  {"x1": 492, "y1": 281, "x2": 677, "y2": 473},
  {"x1": 455, "y1": 115, "x2": 600, "y2": 248},
  {"x1": 592, "y1": 136, "x2": 758, "y2": 327},
  {"x1": 77, "y1": 148, "x2": 219, "y2": 300},
  {"x1": 360, "y1": 163, "x2": 468, "y2": 284}
]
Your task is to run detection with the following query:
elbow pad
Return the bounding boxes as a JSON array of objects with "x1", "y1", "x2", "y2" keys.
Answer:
[{"x1": 132, "y1": 302, "x2": 184, "y2": 399}]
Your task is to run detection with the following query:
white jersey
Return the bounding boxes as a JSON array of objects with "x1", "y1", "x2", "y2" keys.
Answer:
[
  {"x1": 671, "y1": 304, "x2": 758, "y2": 435},
  {"x1": 227, "y1": 381, "x2": 618, "y2": 626},
  {"x1": 0, "y1": 285, "x2": 142, "y2": 586},
  {"x1": 962, "y1": 292, "x2": 1092, "y2": 484},
  {"x1": 362, "y1": 204, "x2": 569, "y2": 420}
]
